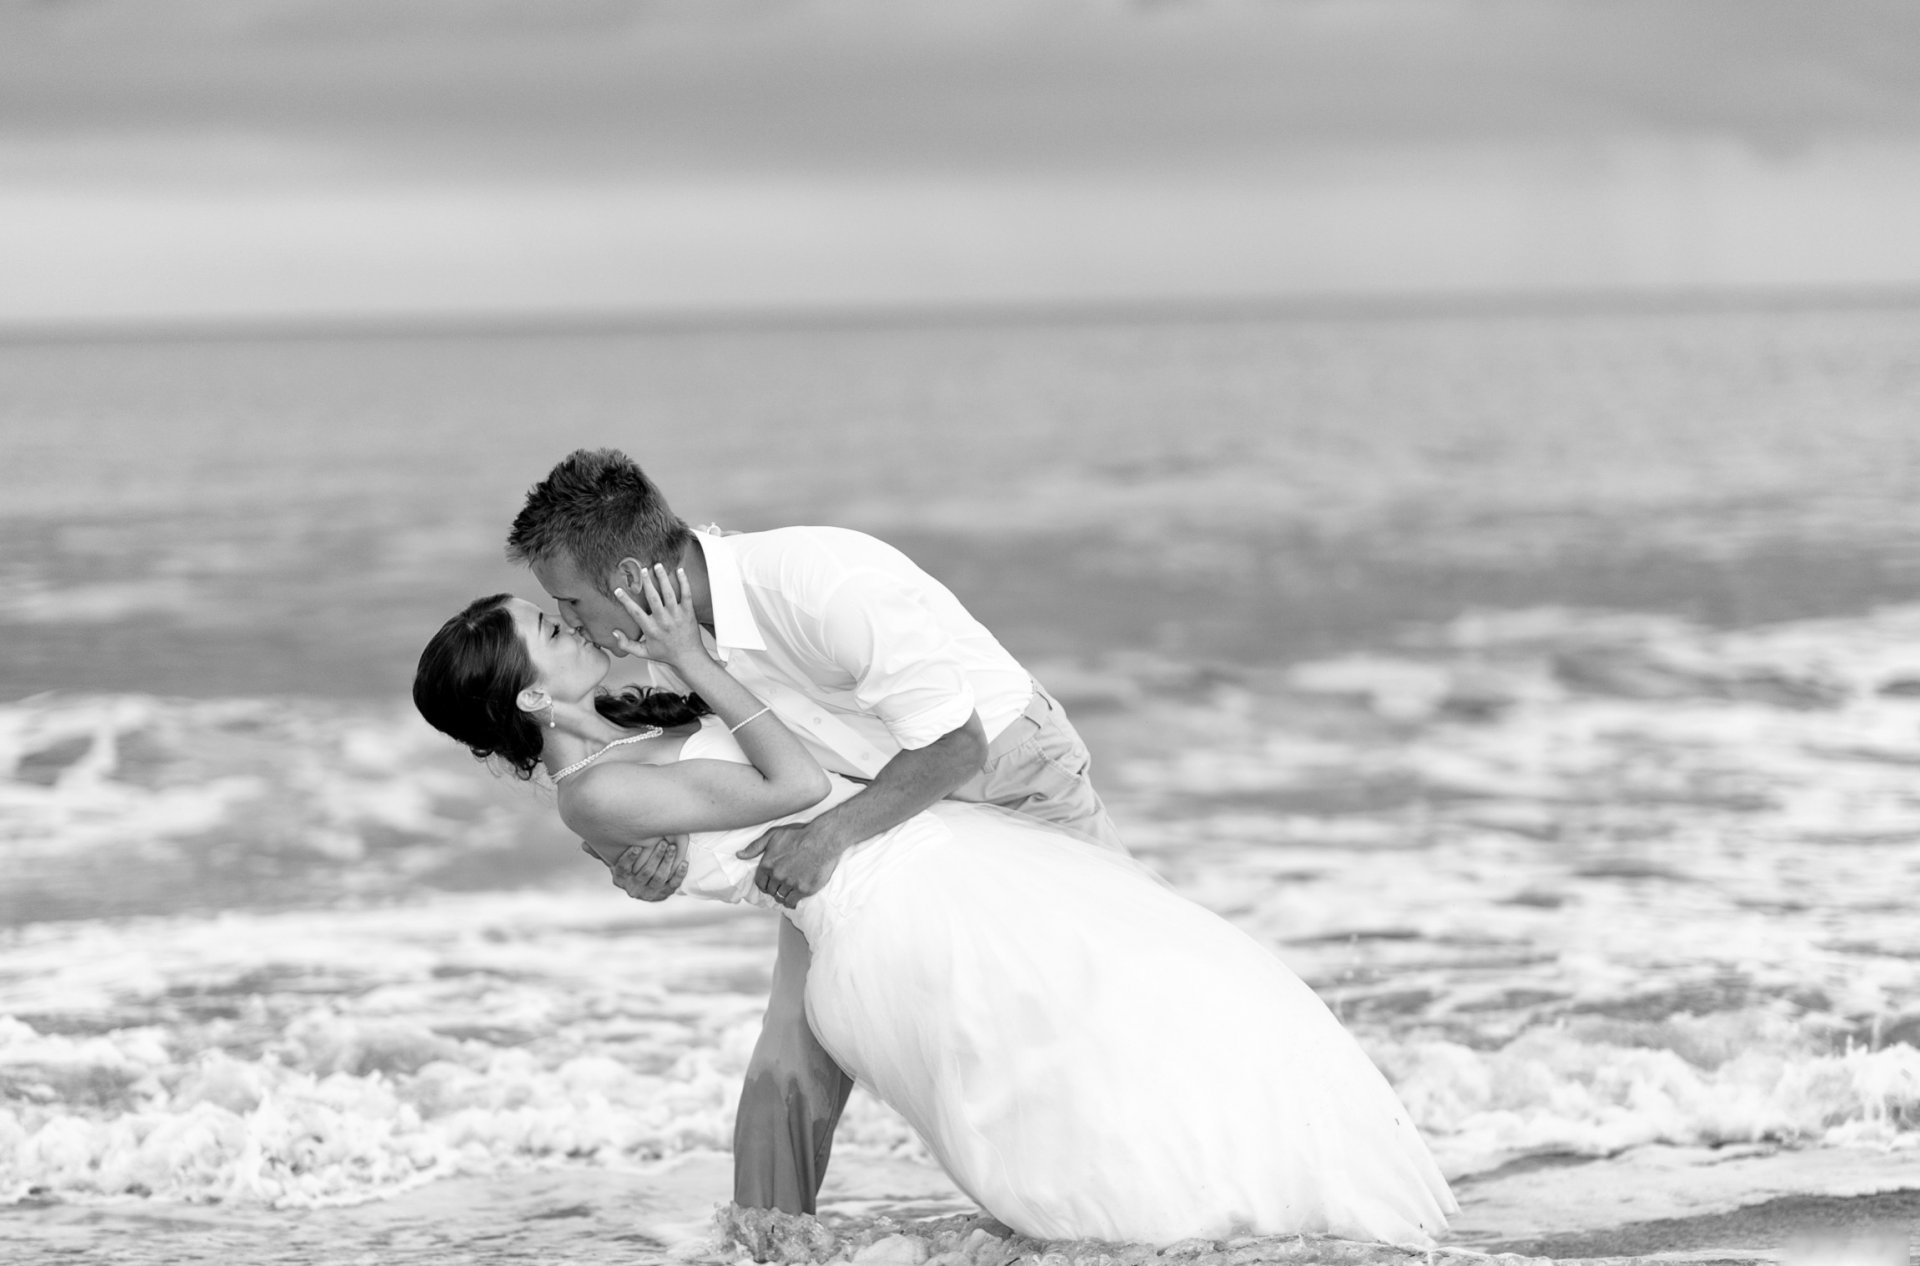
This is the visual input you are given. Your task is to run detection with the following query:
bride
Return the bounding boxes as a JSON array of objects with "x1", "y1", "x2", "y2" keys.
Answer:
[{"x1": 412, "y1": 564, "x2": 1456, "y2": 1247}]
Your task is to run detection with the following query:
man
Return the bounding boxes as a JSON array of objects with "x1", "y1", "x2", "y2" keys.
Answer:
[{"x1": 507, "y1": 448, "x2": 1122, "y2": 1215}]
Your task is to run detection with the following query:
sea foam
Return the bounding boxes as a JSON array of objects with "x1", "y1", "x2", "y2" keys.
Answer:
[{"x1": 5, "y1": 604, "x2": 1920, "y2": 1212}]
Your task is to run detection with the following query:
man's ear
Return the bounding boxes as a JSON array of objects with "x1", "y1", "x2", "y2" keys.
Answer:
[
  {"x1": 516, "y1": 687, "x2": 551, "y2": 716},
  {"x1": 615, "y1": 557, "x2": 647, "y2": 594}
]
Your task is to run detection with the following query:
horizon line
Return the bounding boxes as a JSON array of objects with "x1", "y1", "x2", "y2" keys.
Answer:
[{"x1": 6, "y1": 283, "x2": 1920, "y2": 346}]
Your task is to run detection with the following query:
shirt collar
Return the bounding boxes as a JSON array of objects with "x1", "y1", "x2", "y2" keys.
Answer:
[{"x1": 691, "y1": 526, "x2": 767, "y2": 653}]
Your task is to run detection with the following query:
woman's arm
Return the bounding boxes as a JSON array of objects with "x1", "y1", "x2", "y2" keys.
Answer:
[
  {"x1": 564, "y1": 563, "x2": 830, "y2": 847},
  {"x1": 564, "y1": 758, "x2": 824, "y2": 857}
]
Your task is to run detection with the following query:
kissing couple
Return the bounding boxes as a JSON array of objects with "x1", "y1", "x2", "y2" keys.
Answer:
[{"x1": 413, "y1": 448, "x2": 1455, "y2": 1246}]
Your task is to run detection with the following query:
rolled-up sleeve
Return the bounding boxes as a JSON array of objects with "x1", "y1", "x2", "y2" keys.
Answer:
[{"x1": 811, "y1": 569, "x2": 977, "y2": 750}]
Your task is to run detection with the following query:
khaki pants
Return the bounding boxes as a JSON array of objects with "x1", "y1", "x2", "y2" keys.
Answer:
[
  {"x1": 947, "y1": 681, "x2": 1125, "y2": 851},
  {"x1": 731, "y1": 682, "x2": 1121, "y2": 1213}
]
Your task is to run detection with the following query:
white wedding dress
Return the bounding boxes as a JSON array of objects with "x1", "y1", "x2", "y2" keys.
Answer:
[{"x1": 674, "y1": 719, "x2": 1456, "y2": 1246}]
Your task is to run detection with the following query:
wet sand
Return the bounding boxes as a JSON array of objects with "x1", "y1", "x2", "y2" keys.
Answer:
[
  {"x1": 1493, "y1": 1190, "x2": 1918, "y2": 1262},
  {"x1": 1452, "y1": 1147, "x2": 1920, "y2": 1261}
]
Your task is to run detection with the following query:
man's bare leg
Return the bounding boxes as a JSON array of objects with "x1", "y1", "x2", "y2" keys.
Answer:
[{"x1": 733, "y1": 916, "x2": 856, "y2": 1213}]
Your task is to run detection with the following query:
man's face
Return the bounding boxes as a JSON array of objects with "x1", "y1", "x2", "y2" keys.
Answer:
[{"x1": 530, "y1": 551, "x2": 636, "y2": 655}]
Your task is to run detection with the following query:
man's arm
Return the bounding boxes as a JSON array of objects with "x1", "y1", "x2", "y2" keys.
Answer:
[
  {"x1": 736, "y1": 712, "x2": 987, "y2": 904},
  {"x1": 733, "y1": 558, "x2": 994, "y2": 905}
]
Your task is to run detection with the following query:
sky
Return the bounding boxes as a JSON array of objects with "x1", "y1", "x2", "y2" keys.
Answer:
[{"x1": 3, "y1": 0, "x2": 1920, "y2": 327}]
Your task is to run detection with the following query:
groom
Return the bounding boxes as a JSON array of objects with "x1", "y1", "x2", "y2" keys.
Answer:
[{"x1": 507, "y1": 448, "x2": 1123, "y2": 1215}]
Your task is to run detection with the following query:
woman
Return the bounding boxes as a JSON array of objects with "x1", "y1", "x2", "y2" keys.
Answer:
[{"x1": 413, "y1": 565, "x2": 1456, "y2": 1246}]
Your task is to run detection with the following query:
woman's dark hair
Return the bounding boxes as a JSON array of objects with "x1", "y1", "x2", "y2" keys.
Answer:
[
  {"x1": 596, "y1": 683, "x2": 710, "y2": 732},
  {"x1": 413, "y1": 593, "x2": 710, "y2": 780}
]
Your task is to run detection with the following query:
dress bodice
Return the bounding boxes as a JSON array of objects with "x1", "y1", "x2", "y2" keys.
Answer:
[
  {"x1": 674, "y1": 717, "x2": 865, "y2": 913},
  {"x1": 673, "y1": 718, "x2": 1046, "y2": 944}
]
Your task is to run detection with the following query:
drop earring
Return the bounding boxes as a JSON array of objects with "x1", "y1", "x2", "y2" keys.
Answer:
[{"x1": 542, "y1": 703, "x2": 557, "y2": 729}]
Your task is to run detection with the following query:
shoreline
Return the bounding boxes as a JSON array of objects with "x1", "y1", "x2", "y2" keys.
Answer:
[{"x1": 2, "y1": 1146, "x2": 1915, "y2": 1265}]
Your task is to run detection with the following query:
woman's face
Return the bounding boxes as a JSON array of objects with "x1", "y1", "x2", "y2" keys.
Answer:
[{"x1": 506, "y1": 596, "x2": 610, "y2": 701}]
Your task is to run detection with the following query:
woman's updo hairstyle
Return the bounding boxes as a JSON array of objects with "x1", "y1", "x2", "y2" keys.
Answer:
[
  {"x1": 414, "y1": 594, "x2": 712, "y2": 780},
  {"x1": 597, "y1": 684, "x2": 711, "y2": 730},
  {"x1": 414, "y1": 594, "x2": 546, "y2": 779}
]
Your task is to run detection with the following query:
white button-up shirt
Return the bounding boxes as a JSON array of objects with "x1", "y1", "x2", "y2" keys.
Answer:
[{"x1": 647, "y1": 526, "x2": 1035, "y2": 779}]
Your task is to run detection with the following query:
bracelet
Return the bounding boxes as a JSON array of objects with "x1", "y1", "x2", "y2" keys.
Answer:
[{"x1": 728, "y1": 705, "x2": 773, "y2": 734}]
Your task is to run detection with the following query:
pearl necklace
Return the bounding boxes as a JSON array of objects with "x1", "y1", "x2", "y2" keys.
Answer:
[{"x1": 549, "y1": 727, "x2": 664, "y2": 782}]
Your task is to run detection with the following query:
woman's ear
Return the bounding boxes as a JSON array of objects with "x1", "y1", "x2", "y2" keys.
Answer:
[{"x1": 516, "y1": 687, "x2": 551, "y2": 716}]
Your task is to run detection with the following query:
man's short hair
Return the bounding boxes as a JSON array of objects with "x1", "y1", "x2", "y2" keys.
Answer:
[{"x1": 506, "y1": 448, "x2": 694, "y2": 594}]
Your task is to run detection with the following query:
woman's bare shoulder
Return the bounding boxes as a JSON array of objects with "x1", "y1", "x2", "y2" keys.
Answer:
[{"x1": 557, "y1": 759, "x2": 682, "y2": 835}]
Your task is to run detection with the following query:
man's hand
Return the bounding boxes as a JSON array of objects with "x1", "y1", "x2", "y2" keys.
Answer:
[
  {"x1": 582, "y1": 836, "x2": 688, "y2": 902},
  {"x1": 737, "y1": 820, "x2": 848, "y2": 908},
  {"x1": 729, "y1": 714, "x2": 988, "y2": 908}
]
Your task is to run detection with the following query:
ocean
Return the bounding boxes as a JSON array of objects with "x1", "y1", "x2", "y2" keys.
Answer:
[{"x1": 3, "y1": 302, "x2": 1919, "y2": 1263}]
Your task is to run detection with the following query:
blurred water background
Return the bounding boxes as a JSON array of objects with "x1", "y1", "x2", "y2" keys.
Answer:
[{"x1": 9, "y1": 0, "x2": 1920, "y2": 1261}]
